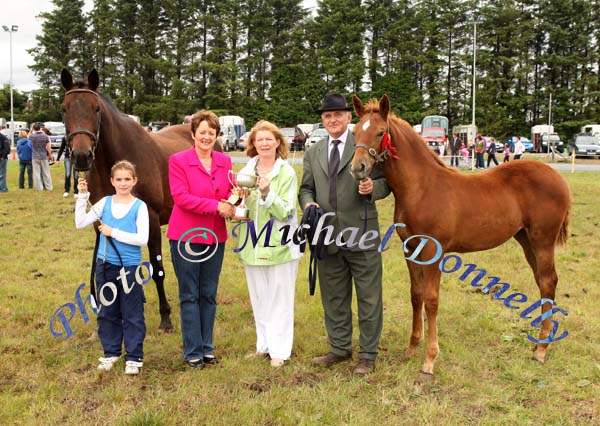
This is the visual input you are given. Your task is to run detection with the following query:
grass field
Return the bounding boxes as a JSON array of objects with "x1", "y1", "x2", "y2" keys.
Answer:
[{"x1": 0, "y1": 160, "x2": 599, "y2": 425}]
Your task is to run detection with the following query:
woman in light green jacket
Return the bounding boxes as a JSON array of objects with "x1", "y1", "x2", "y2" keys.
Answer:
[{"x1": 236, "y1": 120, "x2": 301, "y2": 367}]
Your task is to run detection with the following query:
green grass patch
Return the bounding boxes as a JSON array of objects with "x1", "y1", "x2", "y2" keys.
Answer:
[{"x1": 0, "y1": 160, "x2": 598, "y2": 425}]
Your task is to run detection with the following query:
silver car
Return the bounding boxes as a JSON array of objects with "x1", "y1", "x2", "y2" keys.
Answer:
[
  {"x1": 568, "y1": 134, "x2": 600, "y2": 158},
  {"x1": 304, "y1": 128, "x2": 329, "y2": 150}
]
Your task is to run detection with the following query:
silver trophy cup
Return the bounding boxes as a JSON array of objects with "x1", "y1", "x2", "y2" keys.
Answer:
[{"x1": 227, "y1": 170, "x2": 258, "y2": 221}]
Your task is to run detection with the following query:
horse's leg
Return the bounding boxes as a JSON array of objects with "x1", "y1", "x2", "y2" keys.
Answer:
[
  {"x1": 516, "y1": 230, "x2": 558, "y2": 363},
  {"x1": 530, "y1": 244, "x2": 559, "y2": 363},
  {"x1": 419, "y1": 264, "x2": 441, "y2": 378},
  {"x1": 514, "y1": 230, "x2": 539, "y2": 279},
  {"x1": 148, "y1": 214, "x2": 174, "y2": 333},
  {"x1": 405, "y1": 261, "x2": 424, "y2": 358}
]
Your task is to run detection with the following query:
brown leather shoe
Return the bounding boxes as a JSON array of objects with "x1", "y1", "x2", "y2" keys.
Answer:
[
  {"x1": 353, "y1": 358, "x2": 375, "y2": 375},
  {"x1": 311, "y1": 352, "x2": 352, "y2": 367}
]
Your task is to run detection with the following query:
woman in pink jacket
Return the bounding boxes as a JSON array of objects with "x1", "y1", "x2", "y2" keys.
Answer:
[{"x1": 167, "y1": 110, "x2": 234, "y2": 369}]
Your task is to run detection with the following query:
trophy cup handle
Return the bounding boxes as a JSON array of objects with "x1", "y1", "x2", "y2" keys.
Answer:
[{"x1": 227, "y1": 170, "x2": 237, "y2": 187}]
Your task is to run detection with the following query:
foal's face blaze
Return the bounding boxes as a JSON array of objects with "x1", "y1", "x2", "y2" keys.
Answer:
[
  {"x1": 62, "y1": 94, "x2": 100, "y2": 172},
  {"x1": 351, "y1": 115, "x2": 386, "y2": 180}
]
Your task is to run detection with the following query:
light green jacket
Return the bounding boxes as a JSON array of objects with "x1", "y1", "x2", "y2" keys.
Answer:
[{"x1": 235, "y1": 157, "x2": 302, "y2": 266}]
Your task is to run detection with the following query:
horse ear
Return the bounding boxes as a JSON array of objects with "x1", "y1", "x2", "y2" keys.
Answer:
[
  {"x1": 88, "y1": 69, "x2": 99, "y2": 91},
  {"x1": 61, "y1": 68, "x2": 73, "y2": 90},
  {"x1": 352, "y1": 95, "x2": 364, "y2": 117},
  {"x1": 379, "y1": 94, "x2": 390, "y2": 121}
]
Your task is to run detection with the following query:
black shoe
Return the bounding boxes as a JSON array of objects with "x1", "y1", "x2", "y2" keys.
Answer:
[
  {"x1": 186, "y1": 359, "x2": 204, "y2": 369},
  {"x1": 203, "y1": 356, "x2": 219, "y2": 365}
]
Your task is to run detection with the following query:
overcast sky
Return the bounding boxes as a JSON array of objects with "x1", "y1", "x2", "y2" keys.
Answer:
[{"x1": 0, "y1": 0, "x2": 318, "y2": 93}]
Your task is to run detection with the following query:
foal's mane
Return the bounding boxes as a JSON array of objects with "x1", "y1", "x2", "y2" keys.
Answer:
[{"x1": 361, "y1": 98, "x2": 450, "y2": 169}]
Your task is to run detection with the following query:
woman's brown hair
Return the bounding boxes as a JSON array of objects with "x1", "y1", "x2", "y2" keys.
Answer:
[{"x1": 191, "y1": 110, "x2": 220, "y2": 136}]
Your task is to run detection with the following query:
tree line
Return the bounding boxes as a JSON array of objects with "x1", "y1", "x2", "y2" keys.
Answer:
[{"x1": 1, "y1": 0, "x2": 599, "y2": 141}]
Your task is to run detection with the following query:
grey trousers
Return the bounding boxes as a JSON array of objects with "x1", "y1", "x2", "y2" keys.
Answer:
[
  {"x1": 317, "y1": 249, "x2": 383, "y2": 360},
  {"x1": 32, "y1": 159, "x2": 53, "y2": 191}
]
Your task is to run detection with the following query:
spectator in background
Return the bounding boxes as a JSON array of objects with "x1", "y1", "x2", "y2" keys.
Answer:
[
  {"x1": 0, "y1": 131, "x2": 10, "y2": 192},
  {"x1": 461, "y1": 142, "x2": 470, "y2": 167},
  {"x1": 450, "y1": 133, "x2": 461, "y2": 167},
  {"x1": 29, "y1": 123, "x2": 54, "y2": 191},
  {"x1": 514, "y1": 136, "x2": 525, "y2": 160},
  {"x1": 56, "y1": 139, "x2": 79, "y2": 198},
  {"x1": 439, "y1": 137, "x2": 447, "y2": 158},
  {"x1": 487, "y1": 137, "x2": 499, "y2": 168},
  {"x1": 503, "y1": 144, "x2": 511, "y2": 163},
  {"x1": 16, "y1": 130, "x2": 33, "y2": 189},
  {"x1": 475, "y1": 134, "x2": 485, "y2": 169}
]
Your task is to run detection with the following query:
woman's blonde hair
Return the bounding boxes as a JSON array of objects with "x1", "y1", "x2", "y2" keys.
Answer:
[
  {"x1": 18, "y1": 130, "x2": 28, "y2": 139},
  {"x1": 111, "y1": 160, "x2": 137, "y2": 178},
  {"x1": 246, "y1": 120, "x2": 289, "y2": 159}
]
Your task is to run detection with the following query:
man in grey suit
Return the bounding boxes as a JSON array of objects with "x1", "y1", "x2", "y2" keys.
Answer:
[{"x1": 299, "y1": 93, "x2": 390, "y2": 375}]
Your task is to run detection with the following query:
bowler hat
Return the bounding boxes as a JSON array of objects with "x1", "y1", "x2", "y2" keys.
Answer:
[{"x1": 315, "y1": 93, "x2": 353, "y2": 114}]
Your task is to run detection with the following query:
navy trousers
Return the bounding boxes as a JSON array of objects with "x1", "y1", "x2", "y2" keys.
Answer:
[{"x1": 96, "y1": 261, "x2": 146, "y2": 362}]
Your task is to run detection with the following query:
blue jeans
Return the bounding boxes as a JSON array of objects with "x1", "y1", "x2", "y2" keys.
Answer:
[
  {"x1": 170, "y1": 240, "x2": 225, "y2": 361},
  {"x1": 96, "y1": 261, "x2": 146, "y2": 362},
  {"x1": 19, "y1": 160, "x2": 33, "y2": 188},
  {"x1": 0, "y1": 158, "x2": 7, "y2": 191},
  {"x1": 63, "y1": 157, "x2": 79, "y2": 193}
]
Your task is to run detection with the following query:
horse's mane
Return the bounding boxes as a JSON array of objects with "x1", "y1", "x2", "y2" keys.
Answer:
[{"x1": 362, "y1": 98, "x2": 451, "y2": 170}]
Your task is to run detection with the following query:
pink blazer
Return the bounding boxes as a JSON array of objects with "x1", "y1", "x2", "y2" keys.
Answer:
[{"x1": 166, "y1": 148, "x2": 233, "y2": 244}]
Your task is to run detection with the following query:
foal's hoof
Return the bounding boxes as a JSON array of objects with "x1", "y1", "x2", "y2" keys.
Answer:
[
  {"x1": 158, "y1": 320, "x2": 175, "y2": 334},
  {"x1": 416, "y1": 369, "x2": 435, "y2": 384},
  {"x1": 531, "y1": 352, "x2": 546, "y2": 364}
]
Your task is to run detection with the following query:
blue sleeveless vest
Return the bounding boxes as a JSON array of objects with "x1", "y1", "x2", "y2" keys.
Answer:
[{"x1": 98, "y1": 196, "x2": 143, "y2": 266}]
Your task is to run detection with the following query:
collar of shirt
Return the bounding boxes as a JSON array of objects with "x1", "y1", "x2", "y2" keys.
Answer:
[{"x1": 328, "y1": 129, "x2": 349, "y2": 158}]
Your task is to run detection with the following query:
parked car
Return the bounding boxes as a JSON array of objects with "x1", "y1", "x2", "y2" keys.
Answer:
[
  {"x1": 1, "y1": 127, "x2": 29, "y2": 147},
  {"x1": 568, "y1": 134, "x2": 600, "y2": 158},
  {"x1": 44, "y1": 122, "x2": 66, "y2": 151},
  {"x1": 538, "y1": 133, "x2": 565, "y2": 153},
  {"x1": 238, "y1": 131, "x2": 250, "y2": 151},
  {"x1": 305, "y1": 128, "x2": 329, "y2": 150},
  {"x1": 280, "y1": 126, "x2": 306, "y2": 151},
  {"x1": 219, "y1": 124, "x2": 238, "y2": 151},
  {"x1": 505, "y1": 136, "x2": 534, "y2": 153}
]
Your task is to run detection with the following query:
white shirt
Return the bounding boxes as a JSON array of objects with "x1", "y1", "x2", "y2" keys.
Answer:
[
  {"x1": 75, "y1": 193, "x2": 149, "y2": 247},
  {"x1": 328, "y1": 128, "x2": 350, "y2": 161}
]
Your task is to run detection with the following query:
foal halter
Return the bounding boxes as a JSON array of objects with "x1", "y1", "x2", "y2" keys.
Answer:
[
  {"x1": 354, "y1": 118, "x2": 397, "y2": 163},
  {"x1": 63, "y1": 89, "x2": 102, "y2": 158}
]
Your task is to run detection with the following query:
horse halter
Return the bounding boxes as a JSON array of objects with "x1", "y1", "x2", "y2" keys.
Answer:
[
  {"x1": 63, "y1": 89, "x2": 102, "y2": 158},
  {"x1": 354, "y1": 119, "x2": 395, "y2": 164}
]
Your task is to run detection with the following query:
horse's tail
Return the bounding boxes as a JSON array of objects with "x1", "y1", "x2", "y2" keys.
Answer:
[{"x1": 557, "y1": 207, "x2": 570, "y2": 246}]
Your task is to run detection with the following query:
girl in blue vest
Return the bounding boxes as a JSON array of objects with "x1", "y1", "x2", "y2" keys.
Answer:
[{"x1": 75, "y1": 160, "x2": 149, "y2": 375}]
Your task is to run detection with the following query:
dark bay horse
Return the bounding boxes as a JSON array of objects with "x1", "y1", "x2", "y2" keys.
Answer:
[
  {"x1": 350, "y1": 95, "x2": 571, "y2": 380},
  {"x1": 61, "y1": 68, "x2": 196, "y2": 332}
]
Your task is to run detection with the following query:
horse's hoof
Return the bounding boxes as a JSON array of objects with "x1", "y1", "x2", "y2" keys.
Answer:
[
  {"x1": 416, "y1": 369, "x2": 434, "y2": 384},
  {"x1": 158, "y1": 322, "x2": 175, "y2": 334},
  {"x1": 531, "y1": 353, "x2": 546, "y2": 364}
]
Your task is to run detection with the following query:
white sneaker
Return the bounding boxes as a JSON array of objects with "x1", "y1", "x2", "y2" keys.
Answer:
[
  {"x1": 125, "y1": 360, "x2": 143, "y2": 375},
  {"x1": 63, "y1": 192, "x2": 69, "y2": 198},
  {"x1": 97, "y1": 356, "x2": 120, "y2": 371}
]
